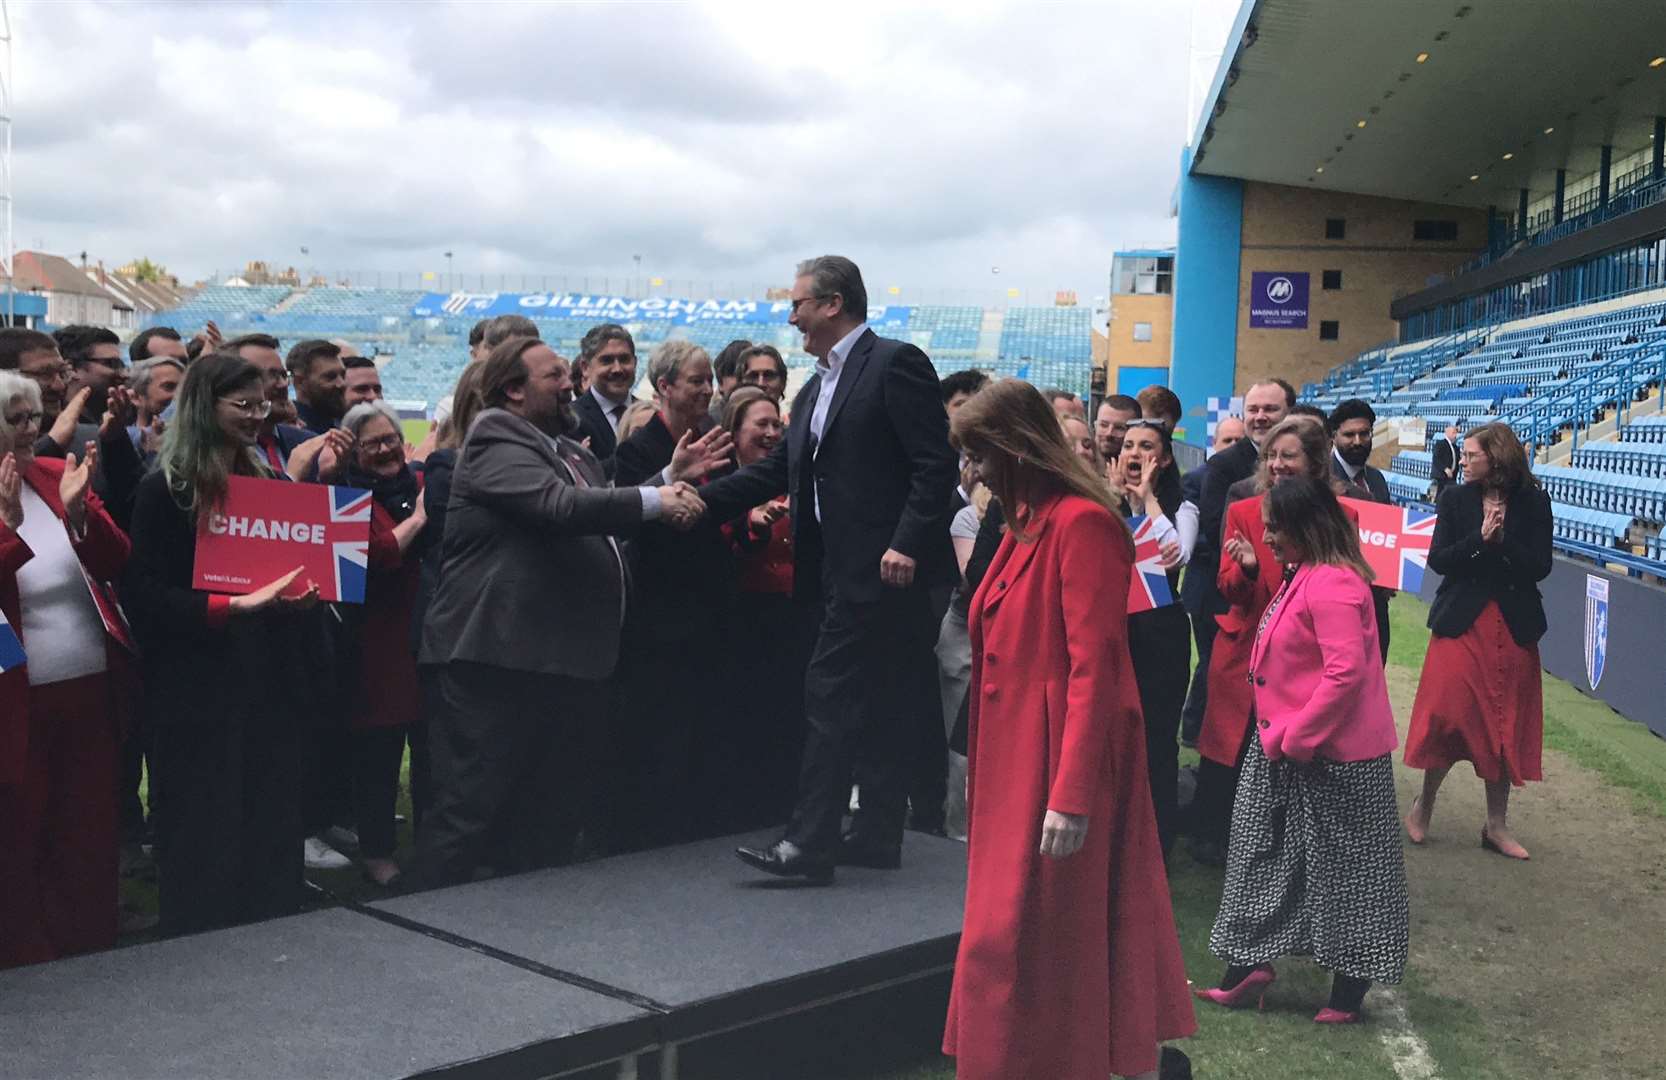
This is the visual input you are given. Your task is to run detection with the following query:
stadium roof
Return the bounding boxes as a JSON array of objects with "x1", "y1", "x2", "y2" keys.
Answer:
[{"x1": 1189, "y1": 0, "x2": 1666, "y2": 208}]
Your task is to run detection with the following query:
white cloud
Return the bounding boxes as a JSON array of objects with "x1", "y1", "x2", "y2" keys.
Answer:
[{"x1": 11, "y1": 0, "x2": 1198, "y2": 300}]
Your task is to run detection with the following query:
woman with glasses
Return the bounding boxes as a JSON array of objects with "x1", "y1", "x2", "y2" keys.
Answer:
[
  {"x1": 0, "y1": 371, "x2": 132, "y2": 969},
  {"x1": 1199, "y1": 476, "x2": 1406, "y2": 1024},
  {"x1": 122, "y1": 353, "x2": 326, "y2": 936},
  {"x1": 1115, "y1": 418, "x2": 1192, "y2": 858},
  {"x1": 1191, "y1": 416, "x2": 1355, "y2": 864},
  {"x1": 1404, "y1": 422, "x2": 1553, "y2": 861},
  {"x1": 337, "y1": 401, "x2": 428, "y2": 886},
  {"x1": 943, "y1": 379, "x2": 1193, "y2": 1080},
  {"x1": 718, "y1": 387, "x2": 809, "y2": 828}
]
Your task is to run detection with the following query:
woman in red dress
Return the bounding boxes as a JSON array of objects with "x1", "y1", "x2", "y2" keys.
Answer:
[
  {"x1": 943, "y1": 379, "x2": 1193, "y2": 1080},
  {"x1": 1405, "y1": 422, "x2": 1553, "y2": 860}
]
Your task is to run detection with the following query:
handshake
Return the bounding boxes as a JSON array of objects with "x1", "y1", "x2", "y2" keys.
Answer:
[{"x1": 659, "y1": 481, "x2": 707, "y2": 531}]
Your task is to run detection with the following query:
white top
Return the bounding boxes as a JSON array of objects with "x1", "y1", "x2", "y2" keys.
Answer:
[
  {"x1": 807, "y1": 322, "x2": 869, "y2": 521},
  {"x1": 950, "y1": 503, "x2": 981, "y2": 541},
  {"x1": 14, "y1": 483, "x2": 107, "y2": 685}
]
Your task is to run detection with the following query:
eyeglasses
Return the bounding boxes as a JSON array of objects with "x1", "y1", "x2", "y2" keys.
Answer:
[
  {"x1": 358, "y1": 435, "x2": 402, "y2": 453},
  {"x1": 741, "y1": 369, "x2": 785, "y2": 383},
  {"x1": 21, "y1": 363, "x2": 70, "y2": 383},
  {"x1": 218, "y1": 396, "x2": 274, "y2": 418},
  {"x1": 4, "y1": 410, "x2": 44, "y2": 428},
  {"x1": 787, "y1": 295, "x2": 829, "y2": 315}
]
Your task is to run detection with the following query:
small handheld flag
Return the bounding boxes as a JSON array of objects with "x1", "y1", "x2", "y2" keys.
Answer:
[{"x1": 1127, "y1": 515, "x2": 1178, "y2": 614}]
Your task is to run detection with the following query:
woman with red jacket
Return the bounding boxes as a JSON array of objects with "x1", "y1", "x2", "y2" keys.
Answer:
[
  {"x1": 719, "y1": 387, "x2": 809, "y2": 829},
  {"x1": 1190, "y1": 416, "x2": 1356, "y2": 862},
  {"x1": 0, "y1": 370, "x2": 132, "y2": 968},
  {"x1": 943, "y1": 379, "x2": 1193, "y2": 1080},
  {"x1": 1200, "y1": 476, "x2": 1408, "y2": 1024}
]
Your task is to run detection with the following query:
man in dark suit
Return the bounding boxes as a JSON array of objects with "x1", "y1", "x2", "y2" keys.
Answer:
[
  {"x1": 1432, "y1": 422, "x2": 1461, "y2": 497},
  {"x1": 1178, "y1": 415, "x2": 1245, "y2": 745},
  {"x1": 701, "y1": 256, "x2": 958, "y2": 882},
  {"x1": 571, "y1": 322, "x2": 639, "y2": 467},
  {"x1": 415, "y1": 337, "x2": 705, "y2": 886},
  {"x1": 1329, "y1": 399, "x2": 1394, "y2": 660}
]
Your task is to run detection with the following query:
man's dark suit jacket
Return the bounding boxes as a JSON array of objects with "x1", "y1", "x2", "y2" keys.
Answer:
[
  {"x1": 573, "y1": 390, "x2": 622, "y2": 463},
  {"x1": 419, "y1": 408, "x2": 644, "y2": 680},
  {"x1": 1431, "y1": 437, "x2": 1458, "y2": 488},
  {"x1": 699, "y1": 329, "x2": 957, "y2": 604},
  {"x1": 1182, "y1": 435, "x2": 1260, "y2": 617},
  {"x1": 1425, "y1": 482, "x2": 1553, "y2": 646},
  {"x1": 1333, "y1": 454, "x2": 1395, "y2": 656},
  {"x1": 34, "y1": 420, "x2": 144, "y2": 533}
]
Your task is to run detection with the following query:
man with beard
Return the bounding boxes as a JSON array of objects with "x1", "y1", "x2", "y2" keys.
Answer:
[
  {"x1": 1094, "y1": 393, "x2": 1140, "y2": 463},
  {"x1": 1329, "y1": 398, "x2": 1393, "y2": 659},
  {"x1": 285, "y1": 339, "x2": 348, "y2": 435},
  {"x1": 34, "y1": 326, "x2": 145, "y2": 531},
  {"x1": 415, "y1": 337, "x2": 707, "y2": 885}
]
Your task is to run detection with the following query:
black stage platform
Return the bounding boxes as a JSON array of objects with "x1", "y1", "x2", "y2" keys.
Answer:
[{"x1": 0, "y1": 831, "x2": 967, "y2": 1079}]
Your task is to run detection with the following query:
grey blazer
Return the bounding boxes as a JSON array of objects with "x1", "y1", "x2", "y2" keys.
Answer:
[{"x1": 419, "y1": 408, "x2": 644, "y2": 680}]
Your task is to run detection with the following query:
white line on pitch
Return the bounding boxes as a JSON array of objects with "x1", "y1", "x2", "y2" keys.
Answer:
[{"x1": 1372, "y1": 988, "x2": 1441, "y2": 1080}]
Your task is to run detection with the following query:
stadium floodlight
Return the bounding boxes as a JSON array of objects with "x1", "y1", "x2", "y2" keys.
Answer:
[{"x1": 1651, "y1": 56, "x2": 1665, "y2": 68}]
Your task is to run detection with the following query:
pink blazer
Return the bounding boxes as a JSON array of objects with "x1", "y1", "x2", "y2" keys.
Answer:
[{"x1": 1248, "y1": 562, "x2": 1397, "y2": 764}]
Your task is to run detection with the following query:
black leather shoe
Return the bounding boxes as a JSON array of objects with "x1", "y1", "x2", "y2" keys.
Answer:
[
  {"x1": 736, "y1": 840, "x2": 835, "y2": 884},
  {"x1": 837, "y1": 834, "x2": 903, "y2": 870},
  {"x1": 1160, "y1": 1046, "x2": 1192, "y2": 1080}
]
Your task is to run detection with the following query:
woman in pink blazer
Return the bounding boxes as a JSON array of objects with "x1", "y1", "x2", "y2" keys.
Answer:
[{"x1": 1199, "y1": 476, "x2": 1408, "y2": 1025}]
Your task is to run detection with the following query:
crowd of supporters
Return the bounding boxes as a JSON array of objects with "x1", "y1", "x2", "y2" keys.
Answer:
[{"x1": 0, "y1": 258, "x2": 1555, "y2": 1079}]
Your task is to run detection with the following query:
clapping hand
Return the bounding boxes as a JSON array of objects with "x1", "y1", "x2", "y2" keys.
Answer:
[
  {"x1": 1225, "y1": 530, "x2": 1258, "y2": 573},
  {"x1": 230, "y1": 567, "x2": 320, "y2": 615},
  {"x1": 289, "y1": 428, "x2": 355, "y2": 482},
  {"x1": 659, "y1": 481, "x2": 706, "y2": 531},
  {"x1": 1105, "y1": 454, "x2": 1125, "y2": 498},
  {"x1": 668, "y1": 426, "x2": 733, "y2": 484},
  {"x1": 0, "y1": 452, "x2": 22, "y2": 530},
  {"x1": 1039, "y1": 809, "x2": 1088, "y2": 858},
  {"x1": 59, "y1": 439, "x2": 99, "y2": 534},
  {"x1": 99, "y1": 386, "x2": 136, "y2": 440}
]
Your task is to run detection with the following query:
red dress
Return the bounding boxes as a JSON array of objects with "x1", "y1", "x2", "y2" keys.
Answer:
[
  {"x1": 1406, "y1": 602, "x2": 1543, "y2": 784},
  {"x1": 1198, "y1": 494, "x2": 1358, "y2": 767},
  {"x1": 944, "y1": 495, "x2": 1194, "y2": 1080},
  {"x1": 354, "y1": 499, "x2": 418, "y2": 729}
]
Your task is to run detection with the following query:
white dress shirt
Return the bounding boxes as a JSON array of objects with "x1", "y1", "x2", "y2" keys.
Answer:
[
  {"x1": 590, "y1": 385, "x2": 629, "y2": 435},
  {"x1": 808, "y1": 322, "x2": 868, "y2": 521},
  {"x1": 1334, "y1": 446, "x2": 1364, "y2": 484}
]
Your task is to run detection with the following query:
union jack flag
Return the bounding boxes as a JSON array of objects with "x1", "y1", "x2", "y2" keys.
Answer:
[
  {"x1": 0, "y1": 608, "x2": 24, "y2": 672},
  {"x1": 330, "y1": 486, "x2": 372, "y2": 604},
  {"x1": 1395, "y1": 505, "x2": 1438, "y2": 592},
  {"x1": 1126, "y1": 515, "x2": 1177, "y2": 614},
  {"x1": 1348, "y1": 497, "x2": 1439, "y2": 593}
]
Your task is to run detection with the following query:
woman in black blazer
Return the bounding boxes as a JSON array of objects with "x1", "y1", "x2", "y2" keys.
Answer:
[{"x1": 1404, "y1": 422, "x2": 1552, "y2": 861}]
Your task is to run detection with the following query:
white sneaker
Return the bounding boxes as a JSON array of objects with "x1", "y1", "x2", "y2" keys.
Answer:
[{"x1": 304, "y1": 836, "x2": 352, "y2": 870}]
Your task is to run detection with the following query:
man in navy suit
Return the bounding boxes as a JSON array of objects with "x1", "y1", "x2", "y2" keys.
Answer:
[
  {"x1": 1431, "y1": 422, "x2": 1461, "y2": 497},
  {"x1": 1329, "y1": 398, "x2": 1394, "y2": 661},
  {"x1": 571, "y1": 323, "x2": 639, "y2": 469},
  {"x1": 701, "y1": 256, "x2": 958, "y2": 882}
]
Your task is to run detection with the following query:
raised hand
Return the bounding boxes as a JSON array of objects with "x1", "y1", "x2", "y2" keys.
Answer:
[
  {"x1": 316, "y1": 428, "x2": 355, "y2": 481},
  {"x1": 0, "y1": 452, "x2": 22, "y2": 530},
  {"x1": 1105, "y1": 454, "x2": 1125, "y2": 499},
  {"x1": 100, "y1": 386, "x2": 137, "y2": 439},
  {"x1": 59, "y1": 439, "x2": 99, "y2": 533},
  {"x1": 229, "y1": 567, "x2": 321, "y2": 615},
  {"x1": 140, "y1": 417, "x2": 166, "y2": 457},
  {"x1": 668, "y1": 425, "x2": 734, "y2": 484},
  {"x1": 49, "y1": 388, "x2": 93, "y2": 450},
  {"x1": 1225, "y1": 531, "x2": 1258, "y2": 573}
]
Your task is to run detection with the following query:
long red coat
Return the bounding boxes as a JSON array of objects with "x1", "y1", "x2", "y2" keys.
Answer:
[
  {"x1": 944, "y1": 494, "x2": 1194, "y2": 1080},
  {"x1": 1198, "y1": 493, "x2": 1358, "y2": 767},
  {"x1": 0, "y1": 457, "x2": 132, "y2": 785}
]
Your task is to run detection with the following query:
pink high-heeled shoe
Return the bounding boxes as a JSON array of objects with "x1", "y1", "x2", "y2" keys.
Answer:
[
  {"x1": 1193, "y1": 965, "x2": 1276, "y2": 1010},
  {"x1": 1313, "y1": 1007, "x2": 1361, "y2": 1024}
]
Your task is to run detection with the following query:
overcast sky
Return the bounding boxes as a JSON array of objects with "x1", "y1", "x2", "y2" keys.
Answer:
[{"x1": 13, "y1": 0, "x2": 1242, "y2": 304}]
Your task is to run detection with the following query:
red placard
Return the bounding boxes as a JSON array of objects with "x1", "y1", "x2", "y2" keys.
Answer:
[
  {"x1": 1340, "y1": 496, "x2": 1437, "y2": 593},
  {"x1": 192, "y1": 475, "x2": 372, "y2": 603}
]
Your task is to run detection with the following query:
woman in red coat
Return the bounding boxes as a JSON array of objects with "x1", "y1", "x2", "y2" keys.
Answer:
[
  {"x1": 1190, "y1": 416, "x2": 1353, "y2": 861},
  {"x1": 943, "y1": 379, "x2": 1194, "y2": 1080},
  {"x1": 0, "y1": 371, "x2": 132, "y2": 968}
]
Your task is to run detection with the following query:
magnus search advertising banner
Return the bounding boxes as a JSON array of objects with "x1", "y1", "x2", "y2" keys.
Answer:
[{"x1": 1249, "y1": 271, "x2": 1310, "y2": 329}]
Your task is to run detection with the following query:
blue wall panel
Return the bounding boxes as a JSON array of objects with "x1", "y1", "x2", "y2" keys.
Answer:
[
  {"x1": 1171, "y1": 145, "x2": 1244, "y2": 430},
  {"x1": 1117, "y1": 366, "x2": 1167, "y2": 398}
]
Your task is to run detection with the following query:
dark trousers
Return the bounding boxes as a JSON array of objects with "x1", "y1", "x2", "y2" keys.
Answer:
[
  {"x1": 0, "y1": 675, "x2": 120, "y2": 968},
  {"x1": 906, "y1": 585, "x2": 955, "y2": 832},
  {"x1": 1372, "y1": 587, "x2": 1392, "y2": 663},
  {"x1": 352, "y1": 726, "x2": 408, "y2": 859},
  {"x1": 1193, "y1": 722, "x2": 1254, "y2": 848},
  {"x1": 1129, "y1": 604, "x2": 1190, "y2": 857},
  {"x1": 416, "y1": 662, "x2": 606, "y2": 887},
  {"x1": 1180, "y1": 610, "x2": 1219, "y2": 744},
  {"x1": 731, "y1": 592, "x2": 814, "y2": 832},
  {"x1": 785, "y1": 572, "x2": 937, "y2": 854},
  {"x1": 153, "y1": 709, "x2": 304, "y2": 938},
  {"x1": 303, "y1": 717, "x2": 353, "y2": 838}
]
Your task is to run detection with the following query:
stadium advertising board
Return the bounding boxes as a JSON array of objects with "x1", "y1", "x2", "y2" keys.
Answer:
[
  {"x1": 193, "y1": 476, "x2": 372, "y2": 604},
  {"x1": 1248, "y1": 271, "x2": 1309, "y2": 329},
  {"x1": 411, "y1": 291, "x2": 910, "y2": 327}
]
